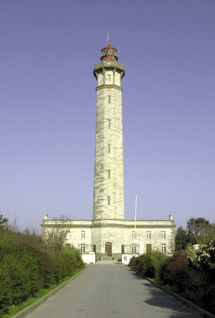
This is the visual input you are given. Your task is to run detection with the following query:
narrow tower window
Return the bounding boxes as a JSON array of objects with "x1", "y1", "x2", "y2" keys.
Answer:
[
  {"x1": 108, "y1": 196, "x2": 111, "y2": 205},
  {"x1": 108, "y1": 95, "x2": 111, "y2": 103},
  {"x1": 107, "y1": 119, "x2": 111, "y2": 128},
  {"x1": 107, "y1": 74, "x2": 111, "y2": 81},
  {"x1": 107, "y1": 170, "x2": 111, "y2": 178},
  {"x1": 108, "y1": 144, "x2": 111, "y2": 153}
]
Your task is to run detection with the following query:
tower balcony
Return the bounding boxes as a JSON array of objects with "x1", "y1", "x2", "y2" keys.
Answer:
[{"x1": 93, "y1": 60, "x2": 125, "y2": 79}]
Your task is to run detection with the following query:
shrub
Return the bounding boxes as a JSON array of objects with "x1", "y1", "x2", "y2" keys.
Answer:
[
  {"x1": 150, "y1": 251, "x2": 169, "y2": 279},
  {"x1": 0, "y1": 227, "x2": 84, "y2": 315},
  {"x1": 129, "y1": 256, "x2": 138, "y2": 268},
  {"x1": 62, "y1": 245, "x2": 83, "y2": 275},
  {"x1": 37, "y1": 251, "x2": 56, "y2": 288},
  {"x1": 185, "y1": 241, "x2": 215, "y2": 313},
  {"x1": 129, "y1": 251, "x2": 169, "y2": 279},
  {"x1": 0, "y1": 250, "x2": 41, "y2": 314},
  {"x1": 160, "y1": 251, "x2": 188, "y2": 292}
]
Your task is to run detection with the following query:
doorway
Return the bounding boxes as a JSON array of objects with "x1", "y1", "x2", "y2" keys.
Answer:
[
  {"x1": 146, "y1": 244, "x2": 152, "y2": 253},
  {"x1": 105, "y1": 242, "x2": 112, "y2": 256}
]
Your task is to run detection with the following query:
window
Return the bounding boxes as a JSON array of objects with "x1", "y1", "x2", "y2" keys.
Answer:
[
  {"x1": 107, "y1": 74, "x2": 111, "y2": 81},
  {"x1": 108, "y1": 95, "x2": 111, "y2": 103},
  {"x1": 132, "y1": 244, "x2": 136, "y2": 254},
  {"x1": 81, "y1": 244, "x2": 85, "y2": 253},
  {"x1": 108, "y1": 144, "x2": 111, "y2": 153},
  {"x1": 132, "y1": 231, "x2": 136, "y2": 239},
  {"x1": 121, "y1": 245, "x2": 125, "y2": 254},
  {"x1": 52, "y1": 231, "x2": 56, "y2": 238},
  {"x1": 92, "y1": 245, "x2": 96, "y2": 253},
  {"x1": 108, "y1": 196, "x2": 111, "y2": 205},
  {"x1": 161, "y1": 244, "x2": 166, "y2": 253},
  {"x1": 107, "y1": 119, "x2": 111, "y2": 128},
  {"x1": 146, "y1": 231, "x2": 151, "y2": 239},
  {"x1": 81, "y1": 231, "x2": 85, "y2": 239},
  {"x1": 66, "y1": 232, "x2": 71, "y2": 240},
  {"x1": 107, "y1": 170, "x2": 111, "y2": 178},
  {"x1": 161, "y1": 231, "x2": 166, "y2": 239}
]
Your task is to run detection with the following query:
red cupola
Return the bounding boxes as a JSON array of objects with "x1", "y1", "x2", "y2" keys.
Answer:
[{"x1": 100, "y1": 42, "x2": 118, "y2": 61}]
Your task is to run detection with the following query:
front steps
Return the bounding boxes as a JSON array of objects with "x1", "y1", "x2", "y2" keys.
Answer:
[{"x1": 101, "y1": 256, "x2": 114, "y2": 261}]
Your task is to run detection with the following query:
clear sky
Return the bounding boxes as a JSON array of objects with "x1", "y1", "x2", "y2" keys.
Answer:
[{"x1": 1, "y1": 0, "x2": 215, "y2": 232}]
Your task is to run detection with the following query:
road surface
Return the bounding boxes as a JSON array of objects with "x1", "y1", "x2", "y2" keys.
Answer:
[{"x1": 26, "y1": 263, "x2": 202, "y2": 318}]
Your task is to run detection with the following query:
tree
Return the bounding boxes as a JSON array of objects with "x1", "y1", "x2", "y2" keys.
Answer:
[
  {"x1": 44, "y1": 228, "x2": 67, "y2": 251},
  {"x1": 0, "y1": 214, "x2": 8, "y2": 229},
  {"x1": 175, "y1": 226, "x2": 188, "y2": 250},
  {"x1": 186, "y1": 217, "x2": 214, "y2": 244},
  {"x1": 175, "y1": 218, "x2": 215, "y2": 250}
]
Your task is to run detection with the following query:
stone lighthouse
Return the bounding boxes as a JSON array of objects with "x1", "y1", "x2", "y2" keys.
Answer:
[
  {"x1": 93, "y1": 42, "x2": 125, "y2": 221},
  {"x1": 41, "y1": 42, "x2": 175, "y2": 263}
]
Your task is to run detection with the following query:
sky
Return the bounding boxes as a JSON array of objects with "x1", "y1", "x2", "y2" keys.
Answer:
[{"x1": 0, "y1": 0, "x2": 215, "y2": 232}]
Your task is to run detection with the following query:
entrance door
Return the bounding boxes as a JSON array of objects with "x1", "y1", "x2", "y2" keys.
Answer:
[
  {"x1": 105, "y1": 242, "x2": 112, "y2": 256},
  {"x1": 146, "y1": 244, "x2": 152, "y2": 253}
]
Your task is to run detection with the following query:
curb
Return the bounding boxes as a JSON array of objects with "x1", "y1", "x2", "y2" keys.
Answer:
[
  {"x1": 131, "y1": 268, "x2": 215, "y2": 318},
  {"x1": 12, "y1": 267, "x2": 87, "y2": 318}
]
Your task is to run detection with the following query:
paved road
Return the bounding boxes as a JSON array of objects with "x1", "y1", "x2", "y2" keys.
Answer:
[{"x1": 26, "y1": 263, "x2": 202, "y2": 318}]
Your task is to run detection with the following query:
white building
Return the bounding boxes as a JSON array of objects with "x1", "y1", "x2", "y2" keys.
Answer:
[{"x1": 42, "y1": 42, "x2": 175, "y2": 262}]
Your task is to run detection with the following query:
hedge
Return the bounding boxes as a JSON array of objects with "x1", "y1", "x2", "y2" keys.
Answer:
[
  {"x1": 0, "y1": 229, "x2": 84, "y2": 315},
  {"x1": 129, "y1": 244, "x2": 215, "y2": 315}
]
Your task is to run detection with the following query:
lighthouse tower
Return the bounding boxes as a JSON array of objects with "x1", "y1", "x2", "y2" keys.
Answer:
[
  {"x1": 93, "y1": 42, "x2": 125, "y2": 221},
  {"x1": 41, "y1": 42, "x2": 175, "y2": 262}
]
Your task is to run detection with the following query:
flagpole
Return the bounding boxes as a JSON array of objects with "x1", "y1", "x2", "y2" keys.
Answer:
[{"x1": 134, "y1": 195, "x2": 137, "y2": 232}]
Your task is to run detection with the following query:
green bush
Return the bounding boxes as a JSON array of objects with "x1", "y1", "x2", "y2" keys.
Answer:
[
  {"x1": 37, "y1": 251, "x2": 56, "y2": 288},
  {"x1": 129, "y1": 240, "x2": 215, "y2": 315},
  {"x1": 159, "y1": 243, "x2": 215, "y2": 315},
  {"x1": 0, "y1": 225, "x2": 84, "y2": 315},
  {"x1": 62, "y1": 245, "x2": 83, "y2": 275},
  {"x1": 129, "y1": 256, "x2": 138, "y2": 268},
  {"x1": 185, "y1": 241, "x2": 215, "y2": 313},
  {"x1": 129, "y1": 251, "x2": 169, "y2": 279},
  {"x1": 0, "y1": 250, "x2": 41, "y2": 314}
]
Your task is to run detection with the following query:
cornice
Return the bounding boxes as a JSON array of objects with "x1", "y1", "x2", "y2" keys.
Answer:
[{"x1": 96, "y1": 84, "x2": 122, "y2": 91}]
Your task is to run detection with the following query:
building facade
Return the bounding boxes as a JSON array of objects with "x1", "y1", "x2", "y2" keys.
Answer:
[{"x1": 41, "y1": 42, "x2": 175, "y2": 261}]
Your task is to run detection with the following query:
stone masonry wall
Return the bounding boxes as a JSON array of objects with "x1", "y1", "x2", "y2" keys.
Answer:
[{"x1": 93, "y1": 64, "x2": 125, "y2": 220}]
